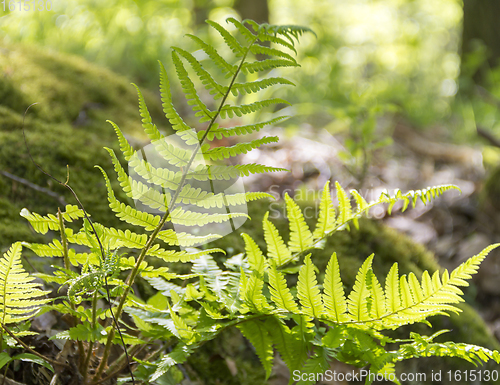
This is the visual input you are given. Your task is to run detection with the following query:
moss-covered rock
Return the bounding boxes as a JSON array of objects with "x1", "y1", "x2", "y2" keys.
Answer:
[{"x1": 0, "y1": 43, "x2": 167, "y2": 250}]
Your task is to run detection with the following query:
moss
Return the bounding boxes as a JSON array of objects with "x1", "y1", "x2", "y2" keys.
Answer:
[{"x1": 0, "y1": 43, "x2": 169, "y2": 251}]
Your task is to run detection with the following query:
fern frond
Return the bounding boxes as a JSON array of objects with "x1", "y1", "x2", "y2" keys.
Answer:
[
  {"x1": 241, "y1": 59, "x2": 299, "y2": 74},
  {"x1": 263, "y1": 212, "x2": 292, "y2": 266},
  {"x1": 297, "y1": 255, "x2": 324, "y2": 318},
  {"x1": 285, "y1": 194, "x2": 314, "y2": 252},
  {"x1": 384, "y1": 264, "x2": 401, "y2": 313},
  {"x1": 335, "y1": 182, "x2": 353, "y2": 230},
  {"x1": 226, "y1": 17, "x2": 256, "y2": 44},
  {"x1": 147, "y1": 246, "x2": 224, "y2": 263},
  {"x1": 366, "y1": 270, "x2": 386, "y2": 319},
  {"x1": 268, "y1": 262, "x2": 299, "y2": 312},
  {"x1": 200, "y1": 116, "x2": 289, "y2": 141},
  {"x1": 172, "y1": 50, "x2": 215, "y2": 123},
  {"x1": 0, "y1": 243, "x2": 49, "y2": 326},
  {"x1": 240, "y1": 270, "x2": 270, "y2": 312},
  {"x1": 207, "y1": 20, "x2": 246, "y2": 57},
  {"x1": 20, "y1": 205, "x2": 84, "y2": 235},
  {"x1": 219, "y1": 99, "x2": 290, "y2": 119},
  {"x1": 237, "y1": 320, "x2": 274, "y2": 378},
  {"x1": 242, "y1": 233, "x2": 265, "y2": 275},
  {"x1": 322, "y1": 253, "x2": 348, "y2": 322},
  {"x1": 152, "y1": 343, "x2": 194, "y2": 381},
  {"x1": 230, "y1": 78, "x2": 295, "y2": 96},
  {"x1": 313, "y1": 181, "x2": 336, "y2": 239},
  {"x1": 185, "y1": 34, "x2": 236, "y2": 77},
  {"x1": 173, "y1": 47, "x2": 226, "y2": 99},
  {"x1": 347, "y1": 254, "x2": 374, "y2": 322},
  {"x1": 169, "y1": 207, "x2": 247, "y2": 226},
  {"x1": 381, "y1": 185, "x2": 460, "y2": 215},
  {"x1": 204, "y1": 136, "x2": 279, "y2": 160},
  {"x1": 97, "y1": 166, "x2": 161, "y2": 231},
  {"x1": 133, "y1": 84, "x2": 162, "y2": 142}
]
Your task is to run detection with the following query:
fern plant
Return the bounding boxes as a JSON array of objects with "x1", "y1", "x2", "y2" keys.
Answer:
[{"x1": 5, "y1": 17, "x2": 500, "y2": 385}]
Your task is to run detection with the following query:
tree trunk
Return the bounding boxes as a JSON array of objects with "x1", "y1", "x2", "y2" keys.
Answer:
[
  {"x1": 234, "y1": 0, "x2": 269, "y2": 24},
  {"x1": 461, "y1": 0, "x2": 500, "y2": 83}
]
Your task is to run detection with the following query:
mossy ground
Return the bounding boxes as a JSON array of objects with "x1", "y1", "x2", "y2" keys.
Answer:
[{"x1": 0, "y1": 43, "x2": 167, "y2": 250}]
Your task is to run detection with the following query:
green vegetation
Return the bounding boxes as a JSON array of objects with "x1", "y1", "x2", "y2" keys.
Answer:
[{"x1": 0, "y1": 19, "x2": 499, "y2": 385}]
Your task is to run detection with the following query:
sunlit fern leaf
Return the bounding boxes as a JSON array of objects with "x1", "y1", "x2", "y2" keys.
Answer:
[
  {"x1": 192, "y1": 254, "x2": 228, "y2": 297},
  {"x1": 268, "y1": 261, "x2": 299, "y2": 313},
  {"x1": 219, "y1": 99, "x2": 290, "y2": 119},
  {"x1": 347, "y1": 254, "x2": 374, "y2": 322},
  {"x1": 226, "y1": 17, "x2": 256, "y2": 44},
  {"x1": 0, "y1": 243, "x2": 49, "y2": 326},
  {"x1": 167, "y1": 301, "x2": 194, "y2": 341},
  {"x1": 335, "y1": 181, "x2": 353, "y2": 230},
  {"x1": 230, "y1": 78, "x2": 295, "y2": 96},
  {"x1": 382, "y1": 184, "x2": 460, "y2": 215},
  {"x1": 263, "y1": 212, "x2": 292, "y2": 266},
  {"x1": 102, "y1": 153, "x2": 172, "y2": 211},
  {"x1": 322, "y1": 253, "x2": 348, "y2": 323},
  {"x1": 147, "y1": 246, "x2": 224, "y2": 263},
  {"x1": 97, "y1": 167, "x2": 162, "y2": 231},
  {"x1": 133, "y1": 84, "x2": 162, "y2": 142},
  {"x1": 172, "y1": 50, "x2": 214, "y2": 123},
  {"x1": 313, "y1": 181, "x2": 336, "y2": 240},
  {"x1": 23, "y1": 240, "x2": 64, "y2": 258},
  {"x1": 285, "y1": 193, "x2": 314, "y2": 252},
  {"x1": 297, "y1": 255, "x2": 324, "y2": 318},
  {"x1": 185, "y1": 34, "x2": 236, "y2": 77},
  {"x1": 241, "y1": 58, "x2": 299, "y2": 74},
  {"x1": 184, "y1": 163, "x2": 286, "y2": 181},
  {"x1": 152, "y1": 343, "x2": 194, "y2": 381},
  {"x1": 242, "y1": 233, "x2": 265, "y2": 276},
  {"x1": 20, "y1": 205, "x2": 84, "y2": 235},
  {"x1": 206, "y1": 20, "x2": 246, "y2": 57},
  {"x1": 200, "y1": 116, "x2": 290, "y2": 140},
  {"x1": 249, "y1": 45, "x2": 297, "y2": 63},
  {"x1": 158, "y1": 61, "x2": 192, "y2": 133},
  {"x1": 156, "y1": 229, "x2": 221, "y2": 247},
  {"x1": 204, "y1": 136, "x2": 280, "y2": 160},
  {"x1": 169, "y1": 207, "x2": 247, "y2": 227},
  {"x1": 173, "y1": 47, "x2": 225, "y2": 99},
  {"x1": 240, "y1": 270, "x2": 270, "y2": 312},
  {"x1": 366, "y1": 269, "x2": 386, "y2": 320},
  {"x1": 384, "y1": 263, "x2": 401, "y2": 314},
  {"x1": 237, "y1": 320, "x2": 274, "y2": 378}
]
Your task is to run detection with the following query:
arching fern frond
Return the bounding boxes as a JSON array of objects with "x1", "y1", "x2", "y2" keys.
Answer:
[{"x1": 0, "y1": 243, "x2": 49, "y2": 326}]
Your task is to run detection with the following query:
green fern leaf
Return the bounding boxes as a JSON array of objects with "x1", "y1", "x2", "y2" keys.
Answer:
[
  {"x1": 185, "y1": 34, "x2": 236, "y2": 77},
  {"x1": 237, "y1": 320, "x2": 274, "y2": 378},
  {"x1": 297, "y1": 255, "x2": 324, "y2": 318},
  {"x1": 206, "y1": 20, "x2": 246, "y2": 57},
  {"x1": 0, "y1": 243, "x2": 49, "y2": 326},
  {"x1": 242, "y1": 233, "x2": 265, "y2": 275},
  {"x1": 297, "y1": 349, "x2": 329, "y2": 385},
  {"x1": 230, "y1": 78, "x2": 295, "y2": 96},
  {"x1": 200, "y1": 116, "x2": 289, "y2": 140},
  {"x1": 241, "y1": 58, "x2": 299, "y2": 74},
  {"x1": 347, "y1": 254, "x2": 374, "y2": 322},
  {"x1": 285, "y1": 193, "x2": 314, "y2": 252},
  {"x1": 384, "y1": 263, "x2": 401, "y2": 313},
  {"x1": 322, "y1": 253, "x2": 348, "y2": 322},
  {"x1": 204, "y1": 136, "x2": 279, "y2": 160},
  {"x1": 313, "y1": 181, "x2": 336, "y2": 239},
  {"x1": 20, "y1": 205, "x2": 84, "y2": 234},
  {"x1": 173, "y1": 47, "x2": 225, "y2": 99},
  {"x1": 366, "y1": 269, "x2": 386, "y2": 319},
  {"x1": 268, "y1": 261, "x2": 299, "y2": 312},
  {"x1": 219, "y1": 99, "x2": 290, "y2": 119},
  {"x1": 263, "y1": 212, "x2": 292, "y2": 266},
  {"x1": 172, "y1": 50, "x2": 215, "y2": 123},
  {"x1": 335, "y1": 181, "x2": 353, "y2": 230},
  {"x1": 152, "y1": 343, "x2": 194, "y2": 381}
]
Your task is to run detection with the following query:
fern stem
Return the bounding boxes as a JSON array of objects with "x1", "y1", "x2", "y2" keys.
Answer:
[
  {"x1": 0, "y1": 324, "x2": 70, "y2": 369},
  {"x1": 57, "y1": 209, "x2": 86, "y2": 373},
  {"x1": 92, "y1": 35, "x2": 258, "y2": 383},
  {"x1": 82, "y1": 291, "x2": 98, "y2": 383}
]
